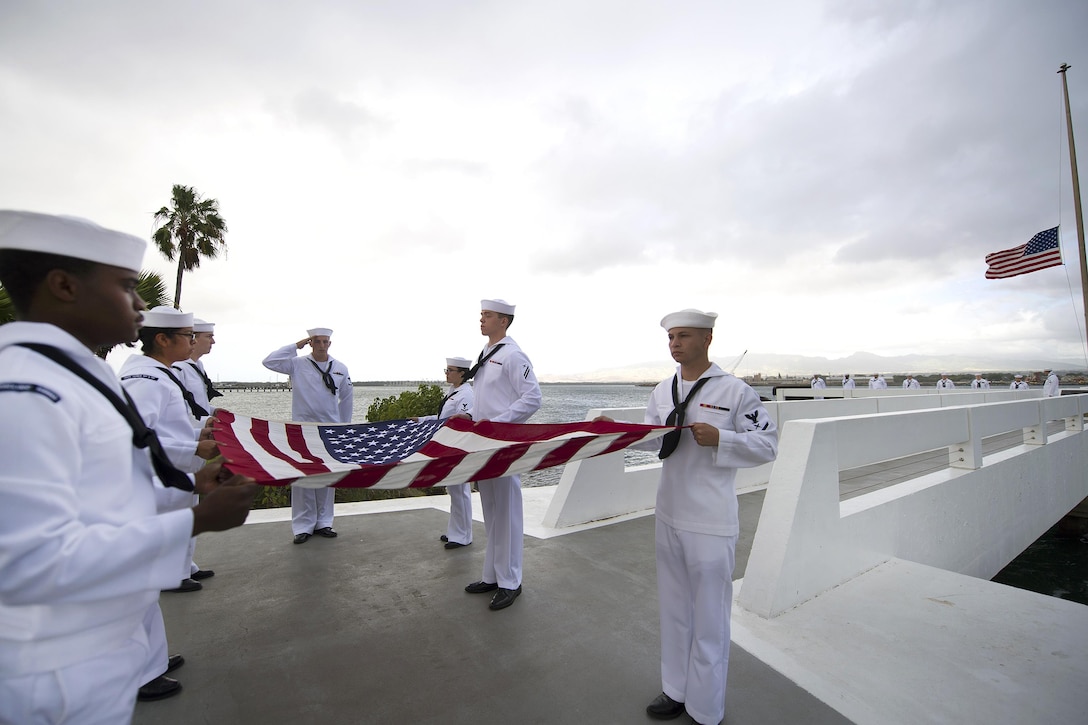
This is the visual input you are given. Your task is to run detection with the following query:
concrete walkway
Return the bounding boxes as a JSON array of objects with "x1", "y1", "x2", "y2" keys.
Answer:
[{"x1": 135, "y1": 489, "x2": 849, "y2": 725}]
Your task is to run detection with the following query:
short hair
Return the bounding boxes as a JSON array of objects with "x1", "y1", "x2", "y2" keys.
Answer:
[
  {"x1": 498, "y1": 313, "x2": 514, "y2": 328},
  {"x1": 137, "y1": 326, "x2": 184, "y2": 355},
  {"x1": 0, "y1": 249, "x2": 95, "y2": 315}
]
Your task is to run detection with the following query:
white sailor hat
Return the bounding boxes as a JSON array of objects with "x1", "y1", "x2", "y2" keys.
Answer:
[
  {"x1": 660, "y1": 308, "x2": 718, "y2": 330},
  {"x1": 192, "y1": 318, "x2": 215, "y2": 333},
  {"x1": 1014, "y1": 374, "x2": 1023, "y2": 378},
  {"x1": 143, "y1": 305, "x2": 194, "y2": 329},
  {"x1": 0, "y1": 210, "x2": 146, "y2": 271},
  {"x1": 446, "y1": 356, "x2": 472, "y2": 369},
  {"x1": 481, "y1": 299, "x2": 515, "y2": 315},
  {"x1": 307, "y1": 327, "x2": 333, "y2": 337}
]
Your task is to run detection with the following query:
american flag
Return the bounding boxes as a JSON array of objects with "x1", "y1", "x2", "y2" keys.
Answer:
[
  {"x1": 985, "y1": 226, "x2": 1062, "y2": 279},
  {"x1": 212, "y1": 411, "x2": 671, "y2": 489}
]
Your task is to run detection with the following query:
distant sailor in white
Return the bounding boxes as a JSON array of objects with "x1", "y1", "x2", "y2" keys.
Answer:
[
  {"x1": 869, "y1": 373, "x2": 887, "y2": 389},
  {"x1": 263, "y1": 328, "x2": 353, "y2": 544},
  {"x1": 841, "y1": 374, "x2": 855, "y2": 389},
  {"x1": 457, "y1": 299, "x2": 542, "y2": 612},
  {"x1": 413, "y1": 357, "x2": 475, "y2": 549},
  {"x1": 1010, "y1": 374, "x2": 1028, "y2": 390},
  {"x1": 809, "y1": 374, "x2": 825, "y2": 399},
  {"x1": 596, "y1": 308, "x2": 778, "y2": 725},
  {"x1": 971, "y1": 374, "x2": 990, "y2": 389},
  {"x1": 902, "y1": 374, "x2": 920, "y2": 389},
  {"x1": 0, "y1": 210, "x2": 256, "y2": 721},
  {"x1": 936, "y1": 374, "x2": 955, "y2": 389},
  {"x1": 1043, "y1": 369, "x2": 1060, "y2": 397}
]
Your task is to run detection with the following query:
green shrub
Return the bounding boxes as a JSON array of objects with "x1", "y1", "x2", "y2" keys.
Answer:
[{"x1": 366, "y1": 383, "x2": 445, "y2": 422}]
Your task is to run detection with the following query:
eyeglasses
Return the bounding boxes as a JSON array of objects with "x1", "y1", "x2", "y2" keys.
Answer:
[
  {"x1": 167, "y1": 332, "x2": 196, "y2": 340},
  {"x1": 443, "y1": 368, "x2": 465, "y2": 374}
]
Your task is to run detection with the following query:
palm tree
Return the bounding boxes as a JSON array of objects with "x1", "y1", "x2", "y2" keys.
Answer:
[
  {"x1": 152, "y1": 184, "x2": 228, "y2": 309},
  {"x1": 0, "y1": 285, "x2": 13, "y2": 326}
]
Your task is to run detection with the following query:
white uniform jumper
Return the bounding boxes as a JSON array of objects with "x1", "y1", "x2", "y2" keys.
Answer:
[
  {"x1": 1043, "y1": 373, "x2": 1060, "y2": 397},
  {"x1": 869, "y1": 376, "x2": 888, "y2": 389},
  {"x1": 971, "y1": 378, "x2": 991, "y2": 389},
  {"x1": 0, "y1": 323, "x2": 192, "y2": 724},
  {"x1": 936, "y1": 378, "x2": 955, "y2": 389},
  {"x1": 119, "y1": 353, "x2": 208, "y2": 685},
  {"x1": 643, "y1": 364, "x2": 778, "y2": 725},
  {"x1": 841, "y1": 376, "x2": 855, "y2": 389},
  {"x1": 902, "y1": 378, "x2": 920, "y2": 389},
  {"x1": 418, "y1": 383, "x2": 475, "y2": 546},
  {"x1": 471, "y1": 336, "x2": 541, "y2": 590},
  {"x1": 175, "y1": 358, "x2": 217, "y2": 577},
  {"x1": 262, "y1": 344, "x2": 353, "y2": 535}
]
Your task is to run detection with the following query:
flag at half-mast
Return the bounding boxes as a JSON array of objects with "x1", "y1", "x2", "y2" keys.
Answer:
[
  {"x1": 985, "y1": 226, "x2": 1062, "y2": 279},
  {"x1": 212, "y1": 411, "x2": 671, "y2": 489}
]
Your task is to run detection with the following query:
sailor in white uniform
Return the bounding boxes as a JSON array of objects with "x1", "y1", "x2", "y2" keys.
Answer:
[
  {"x1": 935, "y1": 373, "x2": 955, "y2": 390},
  {"x1": 868, "y1": 374, "x2": 887, "y2": 389},
  {"x1": 902, "y1": 374, "x2": 920, "y2": 389},
  {"x1": 1010, "y1": 374, "x2": 1028, "y2": 390},
  {"x1": 460, "y1": 299, "x2": 541, "y2": 611},
  {"x1": 174, "y1": 317, "x2": 222, "y2": 581},
  {"x1": 971, "y1": 374, "x2": 991, "y2": 389},
  {"x1": 597, "y1": 308, "x2": 778, "y2": 725},
  {"x1": 841, "y1": 374, "x2": 855, "y2": 389},
  {"x1": 263, "y1": 328, "x2": 353, "y2": 543},
  {"x1": 0, "y1": 210, "x2": 257, "y2": 723},
  {"x1": 1042, "y1": 369, "x2": 1060, "y2": 397},
  {"x1": 809, "y1": 374, "x2": 826, "y2": 399},
  {"x1": 414, "y1": 357, "x2": 475, "y2": 548}
]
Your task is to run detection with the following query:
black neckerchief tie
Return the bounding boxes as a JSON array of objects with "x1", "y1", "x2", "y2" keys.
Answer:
[
  {"x1": 309, "y1": 358, "x2": 337, "y2": 395},
  {"x1": 16, "y1": 343, "x2": 195, "y2": 492},
  {"x1": 187, "y1": 361, "x2": 223, "y2": 400},
  {"x1": 434, "y1": 390, "x2": 455, "y2": 418},
  {"x1": 464, "y1": 344, "x2": 505, "y2": 381},
  {"x1": 658, "y1": 374, "x2": 712, "y2": 460},
  {"x1": 159, "y1": 365, "x2": 210, "y2": 419}
]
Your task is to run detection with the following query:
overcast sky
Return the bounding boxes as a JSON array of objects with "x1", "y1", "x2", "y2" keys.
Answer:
[{"x1": 3, "y1": 0, "x2": 1088, "y2": 381}]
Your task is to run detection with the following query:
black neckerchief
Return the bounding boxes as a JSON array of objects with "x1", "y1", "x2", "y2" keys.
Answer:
[
  {"x1": 309, "y1": 358, "x2": 337, "y2": 395},
  {"x1": 16, "y1": 343, "x2": 195, "y2": 492},
  {"x1": 187, "y1": 361, "x2": 223, "y2": 400},
  {"x1": 435, "y1": 388, "x2": 456, "y2": 418},
  {"x1": 159, "y1": 365, "x2": 210, "y2": 419},
  {"x1": 658, "y1": 374, "x2": 712, "y2": 460},
  {"x1": 464, "y1": 344, "x2": 505, "y2": 381}
]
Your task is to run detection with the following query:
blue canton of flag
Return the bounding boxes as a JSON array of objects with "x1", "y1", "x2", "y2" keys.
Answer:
[{"x1": 318, "y1": 419, "x2": 443, "y2": 465}]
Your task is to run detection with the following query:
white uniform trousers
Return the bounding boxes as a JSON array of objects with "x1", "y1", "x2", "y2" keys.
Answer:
[
  {"x1": 187, "y1": 491, "x2": 200, "y2": 577},
  {"x1": 0, "y1": 622, "x2": 149, "y2": 725},
  {"x1": 477, "y1": 475, "x2": 523, "y2": 589},
  {"x1": 291, "y1": 486, "x2": 335, "y2": 535},
  {"x1": 445, "y1": 483, "x2": 473, "y2": 546},
  {"x1": 139, "y1": 602, "x2": 169, "y2": 685},
  {"x1": 656, "y1": 519, "x2": 736, "y2": 725}
]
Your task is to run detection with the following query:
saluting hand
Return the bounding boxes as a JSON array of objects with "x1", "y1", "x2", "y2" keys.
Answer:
[{"x1": 295, "y1": 337, "x2": 311, "y2": 350}]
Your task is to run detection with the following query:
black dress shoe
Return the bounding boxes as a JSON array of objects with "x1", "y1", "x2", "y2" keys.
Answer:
[
  {"x1": 162, "y1": 579, "x2": 202, "y2": 593},
  {"x1": 440, "y1": 534, "x2": 449, "y2": 542},
  {"x1": 444, "y1": 541, "x2": 469, "y2": 549},
  {"x1": 315, "y1": 527, "x2": 338, "y2": 538},
  {"x1": 489, "y1": 585, "x2": 522, "y2": 610},
  {"x1": 137, "y1": 675, "x2": 182, "y2": 702},
  {"x1": 293, "y1": 533, "x2": 311, "y2": 545},
  {"x1": 166, "y1": 654, "x2": 185, "y2": 673},
  {"x1": 646, "y1": 692, "x2": 685, "y2": 720},
  {"x1": 190, "y1": 569, "x2": 215, "y2": 580},
  {"x1": 464, "y1": 580, "x2": 499, "y2": 594}
]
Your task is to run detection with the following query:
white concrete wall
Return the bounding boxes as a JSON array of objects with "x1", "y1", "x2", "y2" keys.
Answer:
[{"x1": 737, "y1": 394, "x2": 1088, "y2": 618}]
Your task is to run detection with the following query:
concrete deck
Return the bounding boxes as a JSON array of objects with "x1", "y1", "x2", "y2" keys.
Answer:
[
  {"x1": 136, "y1": 488, "x2": 849, "y2": 725},
  {"x1": 134, "y1": 423, "x2": 1082, "y2": 725}
]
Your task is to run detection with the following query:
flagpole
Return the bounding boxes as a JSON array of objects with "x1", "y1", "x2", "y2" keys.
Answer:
[{"x1": 1058, "y1": 63, "x2": 1088, "y2": 351}]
